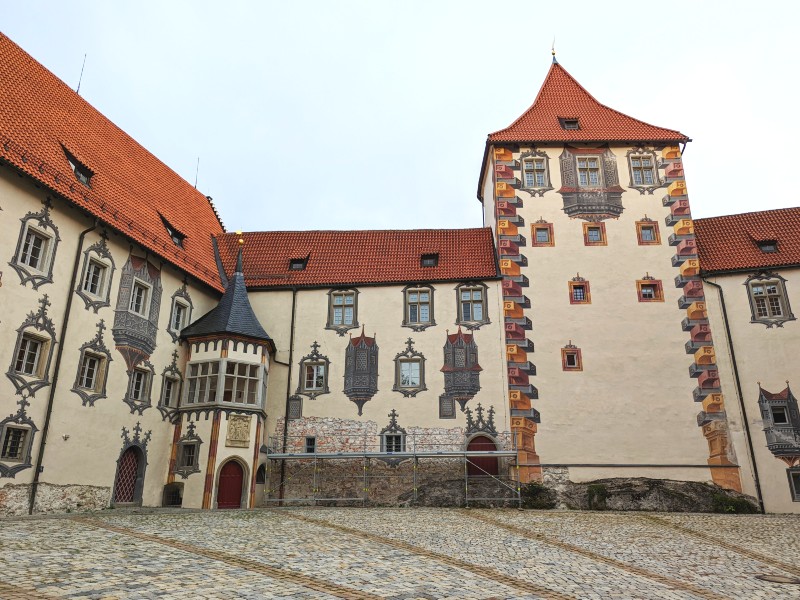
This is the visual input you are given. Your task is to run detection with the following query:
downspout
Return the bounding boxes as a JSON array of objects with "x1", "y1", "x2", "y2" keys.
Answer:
[
  {"x1": 702, "y1": 276, "x2": 765, "y2": 514},
  {"x1": 28, "y1": 218, "x2": 98, "y2": 514},
  {"x1": 278, "y1": 287, "x2": 298, "y2": 502}
]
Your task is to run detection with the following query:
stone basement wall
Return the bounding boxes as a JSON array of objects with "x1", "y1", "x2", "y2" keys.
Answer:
[
  {"x1": 0, "y1": 483, "x2": 111, "y2": 516},
  {"x1": 267, "y1": 417, "x2": 515, "y2": 506}
]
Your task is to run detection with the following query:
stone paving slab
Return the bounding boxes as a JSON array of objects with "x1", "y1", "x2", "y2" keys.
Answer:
[{"x1": 0, "y1": 508, "x2": 797, "y2": 599}]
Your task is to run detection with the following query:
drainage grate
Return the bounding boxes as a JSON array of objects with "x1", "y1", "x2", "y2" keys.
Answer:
[{"x1": 756, "y1": 574, "x2": 800, "y2": 584}]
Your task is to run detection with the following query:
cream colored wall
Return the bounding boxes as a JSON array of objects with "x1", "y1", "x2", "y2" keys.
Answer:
[
  {"x1": 490, "y1": 144, "x2": 714, "y2": 483},
  {"x1": 249, "y1": 280, "x2": 510, "y2": 446},
  {"x1": 482, "y1": 158, "x2": 496, "y2": 230},
  {"x1": 704, "y1": 270, "x2": 800, "y2": 513},
  {"x1": 0, "y1": 167, "x2": 219, "y2": 509}
]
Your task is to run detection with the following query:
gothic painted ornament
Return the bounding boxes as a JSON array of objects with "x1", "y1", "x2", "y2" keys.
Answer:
[
  {"x1": 6, "y1": 294, "x2": 57, "y2": 397},
  {"x1": 71, "y1": 319, "x2": 113, "y2": 407},
  {"x1": 112, "y1": 255, "x2": 162, "y2": 371},
  {"x1": 8, "y1": 197, "x2": 61, "y2": 289},
  {"x1": 343, "y1": 327, "x2": 379, "y2": 416},
  {"x1": 0, "y1": 396, "x2": 38, "y2": 478},
  {"x1": 558, "y1": 147, "x2": 624, "y2": 221}
]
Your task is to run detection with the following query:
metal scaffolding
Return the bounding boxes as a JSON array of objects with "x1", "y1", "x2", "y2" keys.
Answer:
[{"x1": 262, "y1": 431, "x2": 523, "y2": 508}]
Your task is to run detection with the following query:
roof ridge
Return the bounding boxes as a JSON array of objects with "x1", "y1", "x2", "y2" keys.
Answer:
[{"x1": 696, "y1": 206, "x2": 800, "y2": 223}]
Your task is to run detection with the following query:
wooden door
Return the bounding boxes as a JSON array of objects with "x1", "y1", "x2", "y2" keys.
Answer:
[
  {"x1": 217, "y1": 461, "x2": 244, "y2": 509},
  {"x1": 466, "y1": 435, "x2": 498, "y2": 477},
  {"x1": 114, "y1": 447, "x2": 139, "y2": 503}
]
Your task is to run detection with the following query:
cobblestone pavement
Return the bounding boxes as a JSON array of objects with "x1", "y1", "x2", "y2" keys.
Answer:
[{"x1": 0, "y1": 509, "x2": 798, "y2": 599}]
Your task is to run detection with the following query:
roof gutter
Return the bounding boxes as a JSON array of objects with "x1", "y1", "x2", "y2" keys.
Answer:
[
  {"x1": 701, "y1": 276, "x2": 765, "y2": 514},
  {"x1": 29, "y1": 217, "x2": 98, "y2": 514}
]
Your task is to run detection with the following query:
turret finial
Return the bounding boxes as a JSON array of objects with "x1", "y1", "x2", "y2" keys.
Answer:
[{"x1": 551, "y1": 38, "x2": 558, "y2": 64}]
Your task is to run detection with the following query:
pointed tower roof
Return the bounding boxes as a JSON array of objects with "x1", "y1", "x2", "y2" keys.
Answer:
[
  {"x1": 488, "y1": 62, "x2": 689, "y2": 143},
  {"x1": 181, "y1": 248, "x2": 272, "y2": 344}
]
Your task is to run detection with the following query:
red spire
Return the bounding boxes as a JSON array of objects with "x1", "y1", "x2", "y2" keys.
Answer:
[{"x1": 488, "y1": 62, "x2": 688, "y2": 143}]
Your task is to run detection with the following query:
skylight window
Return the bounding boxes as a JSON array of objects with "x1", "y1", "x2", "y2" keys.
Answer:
[
  {"x1": 62, "y1": 148, "x2": 93, "y2": 187},
  {"x1": 420, "y1": 253, "x2": 439, "y2": 267},
  {"x1": 559, "y1": 118, "x2": 580, "y2": 130},
  {"x1": 159, "y1": 215, "x2": 186, "y2": 248},
  {"x1": 757, "y1": 241, "x2": 778, "y2": 253}
]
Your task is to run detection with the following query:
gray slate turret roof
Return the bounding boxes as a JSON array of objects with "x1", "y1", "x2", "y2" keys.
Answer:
[{"x1": 181, "y1": 249, "x2": 272, "y2": 343}]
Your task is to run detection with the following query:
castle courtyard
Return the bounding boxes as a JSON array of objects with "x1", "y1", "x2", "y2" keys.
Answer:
[{"x1": 0, "y1": 508, "x2": 797, "y2": 599}]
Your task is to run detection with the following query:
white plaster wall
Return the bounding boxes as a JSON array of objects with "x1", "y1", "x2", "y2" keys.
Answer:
[
  {"x1": 704, "y1": 270, "x2": 800, "y2": 513},
  {"x1": 493, "y1": 144, "x2": 714, "y2": 483},
  {"x1": 0, "y1": 167, "x2": 220, "y2": 510}
]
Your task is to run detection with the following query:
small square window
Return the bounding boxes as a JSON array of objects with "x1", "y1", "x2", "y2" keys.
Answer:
[
  {"x1": 129, "y1": 281, "x2": 151, "y2": 317},
  {"x1": 531, "y1": 222, "x2": 555, "y2": 247},
  {"x1": 305, "y1": 437, "x2": 316, "y2": 454},
  {"x1": 383, "y1": 434, "x2": 405, "y2": 453},
  {"x1": 637, "y1": 279, "x2": 664, "y2": 302},
  {"x1": 568, "y1": 280, "x2": 591, "y2": 305},
  {"x1": 562, "y1": 345, "x2": 583, "y2": 371},
  {"x1": 583, "y1": 222, "x2": 607, "y2": 246},
  {"x1": 64, "y1": 149, "x2": 93, "y2": 187},
  {"x1": 1, "y1": 426, "x2": 29, "y2": 461},
  {"x1": 421, "y1": 253, "x2": 439, "y2": 267},
  {"x1": 771, "y1": 406, "x2": 789, "y2": 425},
  {"x1": 636, "y1": 220, "x2": 661, "y2": 245}
]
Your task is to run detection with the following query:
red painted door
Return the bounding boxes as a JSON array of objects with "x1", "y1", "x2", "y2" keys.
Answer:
[
  {"x1": 467, "y1": 435, "x2": 498, "y2": 477},
  {"x1": 114, "y1": 447, "x2": 139, "y2": 503},
  {"x1": 217, "y1": 461, "x2": 244, "y2": 509}
]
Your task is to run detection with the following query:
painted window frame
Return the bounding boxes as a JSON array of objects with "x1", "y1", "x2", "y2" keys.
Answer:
[
  {"x1": 392, "y1": 338, "x2": 427, "y2": 397},
  {"x1": 636, "y1": 219, "x2": 661, "y2": 245},
  {"x1": 123, "y1": 361, "x2": 155, "y2": 414},
  {"x1": 439, "y1": 394, "x2": 456, "y2": 419},
  {"x1": 160, "y1": 375, "x2": 181, "y2": 409},
  {"x1": 129, "y1": 278, "x2": 152, "y2": 318},
  {"x1": 744, "y1": 272, "x2": 795, "y2": 328},
  {"x1": 561, "y1": 344, "x2": 583, "y2": 372},
  {"x1": 402, "y1": 284, "x2": 436, "y2": 331},
  {"x1": 173, "y1": 421, "x2": 202, "y2": 479},
  {"x1": 0, "y1": 425, "x2": 31, "y2": 463},
  {"x1": 636, "y1": 278, "x2": 665, "y2": 302},
  {"x1": 576, "y1": 155, "x2": 603, "y2": 188},
  {"x1": 296, "y1": 342, "x2": 331, "y2": 399},
  {"x1": 382, "y1": 433, "x2": 406, "y2": 453},
  {"x1": 627, "y1": 148, "x2": 662, "y2": 194},
  {"x1": 455, "y1": 282, "x2": 490, "y2": 330},
  {"x1": 326, "y1": 289, "x2": 359, "y2": 336},
  {"x1": 582, "y1": 222, "x2": 607, "y2": 246},
  {"x1": 531, "y1": 222, "x2": 555, "y2": 247},
  {"x1": 9, "y1": 199, "x2": 61, "y2": 290},
  {"x1": 167, "y1": 285, "x2": 193, "y2": 342},
  {"x1": 788, "y1": 468, "x2": 800, "y2": 502},
  {"x1": 568, "y1": 279, "x2": 591, "y2": 305},
  {"x1": 519, "y1": 150, "x2": 553, "y2": 196}
]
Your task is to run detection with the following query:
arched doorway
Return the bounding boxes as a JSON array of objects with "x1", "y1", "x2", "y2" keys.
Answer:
[
  {"x1": 217, "y1": 460, "x2": 244, "y2": 509},
  {"x1": 466, "y1": 435, "x2": 498, "y2": 477},
  {"x1": 113, "y1": 447, "x2": 144, "y2": 504}
]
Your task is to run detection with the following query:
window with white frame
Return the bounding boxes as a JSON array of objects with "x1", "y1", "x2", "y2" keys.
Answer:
[
  {"x1": 185, "y1": 361, "x2": 220, "y2": 404},
  {"x1": 82, "y1": 259, "x2": 108, "y2": 297},
  {"x1": 629, "y1": 154, "x2": 656, "y2": 186},
  {"x1": 18, "y1": 228, "x2": 51, "y2": 272},
  {"x1": 14, "y1": 334, "x2": 45, "y2": 377},
  {"x1": 456, "y1": 284, "x2": 489, "y2": 328},
  {"x1": 403, "y1": 286, "x2": 434, "y2": 330},
  {"x1": 327, "y1": 289, "x2": 358, "y2": 333},
  {"x1": 77, "y1": 352, "x2": 104, "y2": 391},
  {"x1": 522, "y1": 157, "x2": 548, "y2": 188},
  {"x1": 296, "y1": 342, "x2": 331, "y2": 398},
  {"x1": 129, "y1": 368, "x2": 150, "y2": 402},
  {"x1": 161, "y1": 376, "x2": 181, "y2": 408},
  {"x1": 222, "y1": 362, "x2": 261, "y2": 405},
  {"x1": 577, "y1": 157, "x2": 601, "y2": 187},
  {"x1": 746, "y1": 275, "x2": 794, "y2": 327},
  {"x1": 129, "y1": 280, "x2": 151, "y2": 317}
]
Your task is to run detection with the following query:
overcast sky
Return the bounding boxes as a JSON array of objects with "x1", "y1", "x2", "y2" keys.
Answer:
[{"x1": 3, "y1": 1, "x2": 798, "y2": 232}]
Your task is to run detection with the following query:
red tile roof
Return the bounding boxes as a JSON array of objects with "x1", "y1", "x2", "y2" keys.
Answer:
[
  {"x1": 215, "y1": 229, "x2": 499, "y2": 289},
  {"x1": 695, "y1": 207, "x2": 800, "y2": 273},
  {"x1": 488, "y1": 61, "x2": 689, "y2": 143},
  {"x1": 0, "y1": 33, "x2": 225, "y2": 291}
]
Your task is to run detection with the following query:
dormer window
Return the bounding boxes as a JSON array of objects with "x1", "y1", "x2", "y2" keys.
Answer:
[
  {"x1": 559, "y1": 118, "x2": 580, "y2": 130},
  {"x1": 421, "y1": 253, "x2": 439, "y2": 267},
  {"x1": 160, "y1": 216, "x2": 185, "y2": 248},
  {"x1": 758, "y1": 240, "x2": 778, "y2": 253},
  {"x1": 289, "y1": 257, "x2": 308, "y2": 271},
  {"x1": 62, "y1": 149, "x2": 93, "y2": 187}
]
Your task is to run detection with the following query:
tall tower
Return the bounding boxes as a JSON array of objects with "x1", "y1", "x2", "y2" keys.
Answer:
[{"x1": 479, "y1": 56, "x2": 742, "y2": 491}]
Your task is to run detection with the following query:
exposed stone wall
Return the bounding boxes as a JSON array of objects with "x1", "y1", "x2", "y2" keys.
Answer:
[{"x1": 0, "y1": 483, "x2": 111, "y2": 516}]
